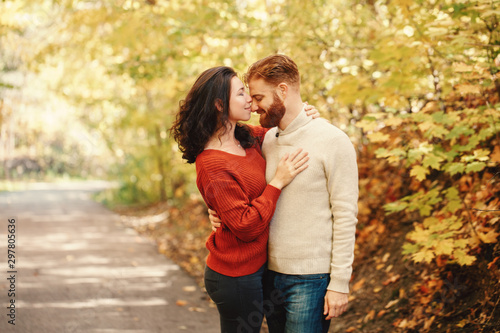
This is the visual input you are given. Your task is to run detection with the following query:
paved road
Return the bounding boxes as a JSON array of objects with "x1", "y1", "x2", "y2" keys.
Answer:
[{"x1": 0, "y1": 181, "x2": 220, "y2": 333}]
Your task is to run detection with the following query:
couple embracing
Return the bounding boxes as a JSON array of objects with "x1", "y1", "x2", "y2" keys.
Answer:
[{"x1": 171, "y1": 54, "x2": 358, "y2": 333}]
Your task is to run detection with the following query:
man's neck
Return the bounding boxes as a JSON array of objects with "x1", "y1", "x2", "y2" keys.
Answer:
[{"x1": 278, "y1": 98, "x2": 303, "y2": 131}]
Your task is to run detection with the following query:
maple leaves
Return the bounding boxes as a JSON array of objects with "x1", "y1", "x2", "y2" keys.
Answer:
[
  {"x1": 360, "y1": 81, "x2": 500, "y2": 270},
  {"x1": 403, "y1": 215, "x2": 475, "y2": 266}
]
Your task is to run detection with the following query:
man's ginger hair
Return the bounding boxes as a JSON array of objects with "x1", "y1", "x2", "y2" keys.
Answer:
[{"x1": 245, "y1": 54, "x2": 300, "y2": 89}]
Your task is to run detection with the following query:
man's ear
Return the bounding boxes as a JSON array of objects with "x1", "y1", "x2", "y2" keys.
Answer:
[
  {"x1": 277, "y1": 83, "x2": 288, "y2": 100},
  {"x1": 215, "y1": 99, "x2": 223, "y2": 112}
]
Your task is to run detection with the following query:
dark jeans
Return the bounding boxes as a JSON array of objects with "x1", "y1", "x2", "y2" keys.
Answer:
[
  {"x1": 264, "y1": 270, "x2": 331, "y2": 333},
  {"x1": 204, "y1": 264, "x2": 266, "y2": 333}
]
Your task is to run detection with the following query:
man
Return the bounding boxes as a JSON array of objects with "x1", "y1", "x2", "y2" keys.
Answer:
[{"x1": 212, "y1": 54, "x2": 358, "y2": 333}]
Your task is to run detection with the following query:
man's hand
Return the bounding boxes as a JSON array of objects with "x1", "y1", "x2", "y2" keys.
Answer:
[
  {"x1": 324, "y1": 290, "x2": 348, "y2": 320},
  {"x1": 208, "y1": 209, "x2": 221, "y2": 232}
]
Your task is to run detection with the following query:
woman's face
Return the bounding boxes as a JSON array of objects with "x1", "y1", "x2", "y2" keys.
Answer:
[{"x1": 228, "y1": 76, "x2": 252, "y2": 123}]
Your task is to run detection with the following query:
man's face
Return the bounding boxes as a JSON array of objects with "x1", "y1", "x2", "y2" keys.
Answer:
[{"x1": 248, "y1": 78, "x2": 286, "y2": 128}]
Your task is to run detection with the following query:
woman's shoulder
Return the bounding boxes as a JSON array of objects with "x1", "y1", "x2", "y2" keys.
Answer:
[{"x1": 196, "y1": 151, "x2": 236, "y2": 179}]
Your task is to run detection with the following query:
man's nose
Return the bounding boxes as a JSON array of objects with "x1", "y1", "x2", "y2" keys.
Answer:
[{"x1": 251, "y1": 103, "x2": 259, "y2": 112}]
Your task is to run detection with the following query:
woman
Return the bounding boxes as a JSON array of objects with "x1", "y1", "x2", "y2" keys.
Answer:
[{"x1": 170, "y1": 66, "x2": 314, "y2": 332}]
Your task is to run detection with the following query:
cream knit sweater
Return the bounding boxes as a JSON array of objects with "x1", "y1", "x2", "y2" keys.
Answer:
[{"x1": 262, "y1": 110, "x2": 358, "y2": 293}]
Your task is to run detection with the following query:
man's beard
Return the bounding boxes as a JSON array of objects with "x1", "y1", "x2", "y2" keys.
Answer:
[{"x1": 259, "y1": 93, "x2": 286, "y2": 128}]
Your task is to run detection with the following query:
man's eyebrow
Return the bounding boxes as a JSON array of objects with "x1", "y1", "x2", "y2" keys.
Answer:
[{"x1": 251, "y1": 93, "x2": 264, "y2": 98}]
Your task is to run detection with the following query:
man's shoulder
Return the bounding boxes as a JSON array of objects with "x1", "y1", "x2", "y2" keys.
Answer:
[{"x1": 307, "y1": 118, "x2": 350, "y2": 141}]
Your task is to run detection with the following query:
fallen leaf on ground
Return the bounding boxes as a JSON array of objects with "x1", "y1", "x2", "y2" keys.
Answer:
[
  {"x1": 385, "y1": 299, "x2": 399, "y2": 309},
  {"x1": 352, "y1": 278, "x2": 365, "y2": 292},
  {"x1": 383, "y1": 274, "x2": 401, "y2": 286},
  {"x1": 188, "y1": 307, "x2": 206, "y2": 312},
  {"x1": 176, "y1": 300, "x2": 188, "y2": 306},
  {"x1": 364, "y1": 310, "x2": 375, "y2": 322},
  {"x1": 424, "y1": 315, "x2": 436, "y2": 330}
]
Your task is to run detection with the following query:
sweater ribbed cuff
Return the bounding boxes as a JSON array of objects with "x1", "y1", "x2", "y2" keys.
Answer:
[
  {"x1": 264, "y1": 184, "x2": 282, "y2": 201},
  {"x1": 327, "y1": 275, "x2": 351, "y2": 294}
]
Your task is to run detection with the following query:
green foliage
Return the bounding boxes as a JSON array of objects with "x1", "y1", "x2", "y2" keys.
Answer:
[{"x1": 362, "y1": 97, "x2": 499, "y2": 266}]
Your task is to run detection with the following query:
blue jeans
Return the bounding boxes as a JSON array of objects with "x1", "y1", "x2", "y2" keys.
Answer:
[
  {"x1": 264, "y1": 270, "x2": 331, "y2": 333},
  {"x1": 204, "y1": 264, "x2": 266, "y2": 333}
]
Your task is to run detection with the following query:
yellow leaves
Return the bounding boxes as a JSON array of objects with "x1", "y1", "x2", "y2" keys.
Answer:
[
  {"x1": 418, "y1": 121, "x2": 434, "y2": 132},
  {"x1": 384, "y1": 116, "x2": 404, "y2": 127},
  {"x1": 356, "y1": 113, "x2": 390, "y2": 132},
  {"x1": 452, "y1": 62, "x2": 491, "y2": 81},
  {"x1": 478, "y1": 229, "x2": 500, "y2": 244},
  {"x1": 420, "y1": 101, "x2": 439, "y2": 113},
  {"x1": 412, "y1": 250, "x2": 435, "y2": 263},
  {"x1": 461, "y1": 149, "x2": 490, "y2": 163},
  {"x1": 453, "y1": 62, "x2": 474, "y2": 73},
  {"x1": 404, "y1": 214, "x2": 477, "y2": 266},
  {"x1": 427, "y1": 27, "x2": 449, "y2": 37},
  {"x1": 422, "y1": 153, "x2": 444, "y2": 170},
  {"x1": 453, "y1": 249, "x2": 476, "y2": 266},
  {"x1": 356, "y1": 118, "x2": 378, "y2": 131},
  {"x1": 359, "y1": 114, "x2": 406, "y2": 145},
  {"x1": 445, "y1": 162, "x2": 466, "y2": 176},
  {"x1": 410, "y1": 165, "x2": 429, "y2": 181},
  {"x1": 443, "y1": 187, "x2": 462, "y2": 213},
  {"x1": 367, "y1": 132, "x2": 390, "y2": 143},
  {"x1": 455, "y1": 84, "x2": 482, "y2": 95},
  {"x1": 434, "y1": 239, "x2": 454, "y2": 256},
  {"x1": 408, "y1": 225, "x2": 430, "y2": 243}
]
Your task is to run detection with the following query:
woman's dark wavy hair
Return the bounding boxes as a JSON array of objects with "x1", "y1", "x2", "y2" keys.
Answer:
[{"x1": 170, "y1": 66, "x2": 256, "y2": 164}]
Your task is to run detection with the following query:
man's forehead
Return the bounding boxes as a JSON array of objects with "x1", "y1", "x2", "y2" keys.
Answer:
[{"x1": 248, "y1": 78, "x2": 273, "y2": 95}]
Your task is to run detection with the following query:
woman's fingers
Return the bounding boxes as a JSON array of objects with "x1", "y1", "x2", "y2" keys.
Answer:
[
  {"x1": 282, "y1": 148, "x2": 309, "y2": 174},
  {"x1": 293, "y1": 156, "x2": 309, "y2": 170},
  {"x1": 288, "y1": 148, "x2": 303, "y2": 161},
  {"x1": 294, "y1": 162, "x2": 308, "y2": 173},
  {"x1": 290, "y1": 150, "x2": 308, "y2": 165}
]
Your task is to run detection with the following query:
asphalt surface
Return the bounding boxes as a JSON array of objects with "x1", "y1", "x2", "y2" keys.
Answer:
[{"x1": 0, "y1": 181, "x2": 220, "y2": 333}]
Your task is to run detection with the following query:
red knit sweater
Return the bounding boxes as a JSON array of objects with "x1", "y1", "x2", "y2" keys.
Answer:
[{"x1": 195, "y1": 125, "x2": 280, "y2": 277}]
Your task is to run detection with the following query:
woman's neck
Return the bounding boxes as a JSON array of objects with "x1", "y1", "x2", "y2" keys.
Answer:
[{"x1": 205, "y1": 123, "x2": 244, "y2": 155}]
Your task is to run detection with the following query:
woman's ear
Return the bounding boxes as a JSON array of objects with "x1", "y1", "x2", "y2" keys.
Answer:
[{"x1": 215, "y1": 99, "x2": 224, "y2": 112}]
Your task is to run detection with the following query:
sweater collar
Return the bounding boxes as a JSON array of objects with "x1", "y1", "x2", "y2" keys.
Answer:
[{"x1": 277, "y1": 105, "x2": 313, "y2": 137}]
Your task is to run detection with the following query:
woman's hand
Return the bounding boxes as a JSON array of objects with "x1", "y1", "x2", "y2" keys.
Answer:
[
  {"x1": 304, "y1": 102, "x2": 321, "y2": 119},
  {"x1": 208, "y1": 208, "x2": 221, "y2": 232},
  {"x1": 269, "y1": 148, "x2": 309, "y2": 190}
]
